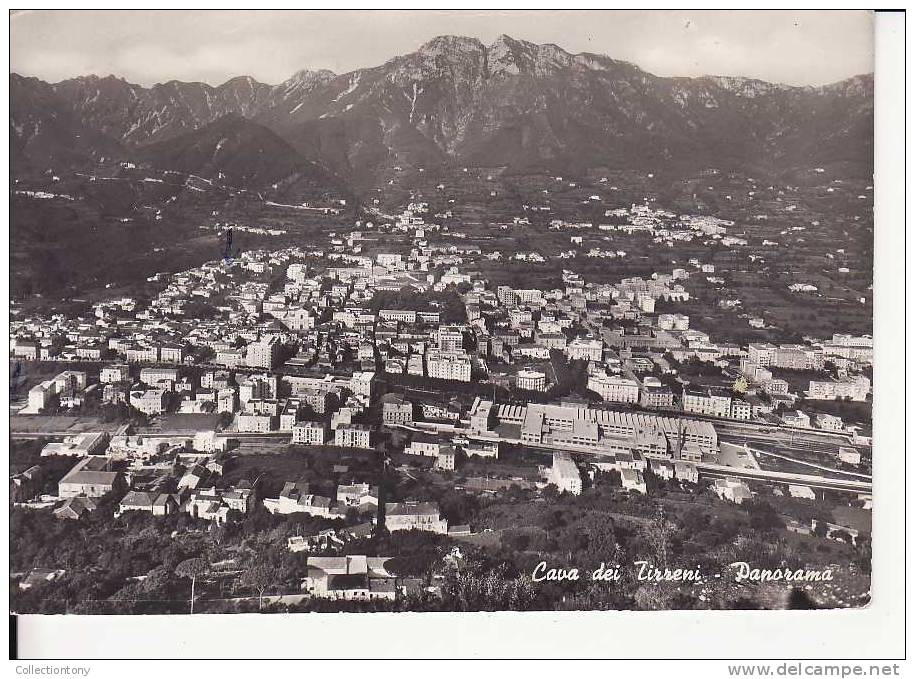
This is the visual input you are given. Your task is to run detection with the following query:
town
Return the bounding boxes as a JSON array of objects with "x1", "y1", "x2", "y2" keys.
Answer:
[{"x1": 10, "y1": 179, "x2": 873, "y2": 612}]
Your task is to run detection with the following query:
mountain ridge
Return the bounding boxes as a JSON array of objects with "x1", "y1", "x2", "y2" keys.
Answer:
[{"x1": 10, "y1": 34, "x2": 874, "y2": 186}]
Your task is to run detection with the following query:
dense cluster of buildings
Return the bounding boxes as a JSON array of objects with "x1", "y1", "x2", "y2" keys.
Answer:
[{"x1": 10, "y1": 193, "x2": 872, "y2": 600}]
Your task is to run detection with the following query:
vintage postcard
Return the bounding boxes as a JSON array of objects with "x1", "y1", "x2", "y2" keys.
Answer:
[{"x1": 8, "y1": 9, "x2": 896, "y2": 660}]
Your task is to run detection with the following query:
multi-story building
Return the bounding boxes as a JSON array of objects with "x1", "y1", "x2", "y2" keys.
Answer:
[
  {"x1": 639, "y1": 377, "x2": 675, "y2": 409},
  {"x1": 620, "y1": 468, "x2": 647, "y2": 493},
  {"x1": 378, "y1": 309, "x2": 417, "y2": 323},
  {"x1": 470, "y1": 399, "x2": 718, "y2": 451},
  {"x1": 747, "y1": 343, "x2": 775, "y2": 367},
  {"x1": 100, "y1": 364, "x2": 130, "y2": 384},
  {"x1": 140, "y1": 367, "x2": 180, "y2": 387},
  {"x1": 381, "y1": 393, "x2": 413, "y2": 425},
  {"x1": 682, "y1": 388, "x2": 732, "y2": 418},
  {"x1": 279, "y1": 400, "x2": 304, "y2": 431},
  {"x1": 772, "y1": 345, "x2": 824, "y2": 371},
  {"x1": 782, "y1": 410, "x2": 811, "y2": 428},
  {"x1": 385, "y1": 501, "x2": 448, "y2": 534},
  {"x1": 566, "y1": 338, "x2": 604, "y2": 362},
  {"x1": 236, "y1": 413, "x2": 277, "y2": 433},
  {"x1": 730, "y1": 399, "x2": 752, "y2": 420},
  {"x1": 815, "y1": 413, "x2": 844, "y2": 431},
  {"x1": 436, "y1": 446, "x2": 456, "y2": 471},
  {"x1": 159, "y1": 344, "x2": 188, "y2": 364},
  {"x1": 425, "y1": 350, "x2": 472, "y2": 382},
  {"x1": 58, "y1": 457, "x2": 125, "y2": 499},
  {"x1": 548, "y1": 452, "x2": 582, "y2": 495},
  {"x1": 516, "y1": 369, "x2": 547, "y2": 392},
  {"x1": 217, "y1": 388, "x2": 237, "y2": 414},
  {"x1": 587, "y1": 372, "x2": 639, "y2": 404},
  {"x1": 657, "y1": 313, "x2": 690, "y2": 331},
  {"x1": 215, "y1": 348, "x2": 246, "y2": 368},
  {"x1": 334, "y1": 424, "x2": 372, "y2": 449},
  {"x1": 125, "y1": 345, "x2": 159, "y2": 363},
  {"x1": 292, "y1": 421, "x2": 330, "y2": 445},
  {"x1": 246, "y1": 336, "x2": 282, "y2": 369},
  {"x1": 437, "y1": 325, "x2": 466, "y2": 352},
  {"x1": 130, "y1": 388, "x2": 166, "y2": 415},
  {"x1": 807, "y1": 376, "x2": 871, "y2": 402}
]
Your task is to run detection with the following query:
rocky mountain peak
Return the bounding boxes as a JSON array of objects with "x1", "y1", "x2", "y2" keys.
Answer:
[
  {"x1": 487, "y1": 34, "x2": 573, "y2": 77},
  {"x1": 287, "y1": 68, "x2": 337, "y2": 88},
  {"x1": 417, "y1": 35, "x2": 485, "y2": 58}
]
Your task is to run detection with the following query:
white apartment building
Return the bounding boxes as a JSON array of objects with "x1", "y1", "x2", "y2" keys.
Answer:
[
  {"x1": 807, "y1": 376, "x2": 871, "y2": 402},
  {"x1": 437, "y1": 325, "x2": 466, "y2": 352},
  {"x1": 587, "y1": 372, "x2": 639, "y2": 404},
  {"x1": 292, "y1": 421, "x2": 330, "y2": 445},
  {"x1": 425, "y1": 350, "x2": 472, "y2": 382},
  {"x1": 516, "y1": 369, "x2": 547, "y2": 392},
  {"x1": 549, "y1": 452, "x2": 582, "y2": 495},
  {"x1": 246, "y1": 336, "x2": 282, "y2": 369},
  {"x1": 334, "y1": 424, "x2": 372, "y2": 449},
  {"x1": 730, "y1": 399, "x2": 752, "y2": 420},
  {"x1": 130, "y1": 388, "x2": 166, "y2": 415},
  {"x1": 140, "y1": 367, "x2": 179, "y2": 386},
  {"x1": 100, "y1": 365, "x2": 130, "y2": 384},
  {"x1": 566, "y1": 338, "x2": 604, "y2": 362},
  {"x1": 658, "y1": 313, "x2": 690, "y2": 331},
  {"x1": 236, "y1": 413, "x2": 278, "y2": 433},
  {"x1": 385, "y1": 501, "x2": 448, "y2": 534},
  {"x1": 682, "y1": 390, "x2": 732, "y2": 418}
]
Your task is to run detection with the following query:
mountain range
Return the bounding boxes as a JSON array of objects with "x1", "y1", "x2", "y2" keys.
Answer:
[{"x1": 10, "y1": 34, "x2": 874, "y2": 189}]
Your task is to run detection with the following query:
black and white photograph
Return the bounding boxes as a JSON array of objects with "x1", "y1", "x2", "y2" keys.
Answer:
[{"x1": 5, "y1": 6, "x2": 907, "y2": 664}]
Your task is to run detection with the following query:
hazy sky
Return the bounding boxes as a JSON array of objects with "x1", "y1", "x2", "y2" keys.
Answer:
[{"x1": 10, "y1": 10, "x2": 874, "y2": 88}]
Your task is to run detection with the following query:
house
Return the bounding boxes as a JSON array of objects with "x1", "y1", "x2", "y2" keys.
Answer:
[
  {"x1": 187, "y1": 486, "x2": 253, "y2": 524},
  {"x1": 385, "y1": 501, "x2": 448, "y2": 534},
  {"x1": 336, "y1": 483, "x2": 379, "y2": 510},
  {"x1": 405, "y1": 435, "x2": 442, "y2": 457},
  {"x1": 381, "y1": 393, "x2": 413, "y2": 425},
  {"x1": 41, "y1": 431, "x2": 110, "y2": 457},
  {"x1": 303, "y1": 555, "x2": 396, "y2": 601},
  {"x1": 58, "y1": 457, "x2": 125, "y2": 498},
  {"x1": 436, "y1": 446, "x2": 456, "y2": 471},
  {"x1": 620, "y1": 468, "x2": 647, "y2": 493},
  {"x1": 177, "y1": 464, "x2": 211, "y2": 490},
  {"x1": 262, "y1": 481, "x2": 343, "y2": 519},
  {"x1": 781, "y1": 410, "x2": 811, "y2": 428},
  {"x1": 788, "y1": 484, "x2": 817, "y2": 500},
  {"x1": 10, "y1": 465, "x2": 44, "y2": 502},
  {"x1": 815, "y1": 413, "x2": 844, "y2": 431},
  {"x1": 548, "y1": 452, "x2": 582, "y2": 495},
  {"x1": 838, "y1": 447, "x2": 862, "y2": 467},
  {"x1": 673, "y1": 461, "x2": 700, "y2": 484},
  {"x1": 648, "y1": 458, "x2": 675, "y2": 481},
  {"x1": 53, "y1": 496, "x2": 98, "y2": 520},
  {"x1": 712, "y1": 477, "x2": 753, "y2": 504},
  {"x1": 116, "y1": 491, "x2": 177, "y2": 517}
]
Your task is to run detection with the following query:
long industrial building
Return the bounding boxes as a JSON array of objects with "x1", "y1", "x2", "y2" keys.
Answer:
[{"x1": 467, "y1": 398, "x2": 718, "y2": 456}]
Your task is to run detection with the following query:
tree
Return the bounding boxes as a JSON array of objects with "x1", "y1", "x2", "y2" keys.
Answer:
[
  {"x1": 175, "y1": 558, "x2": 207, "y2": 614},
  {"x1": 642, "y1": 507, "x2": 674, "y2": 569},
  {"x1": 239, "y1": 563, "x2": 275, "y2": 610}
]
